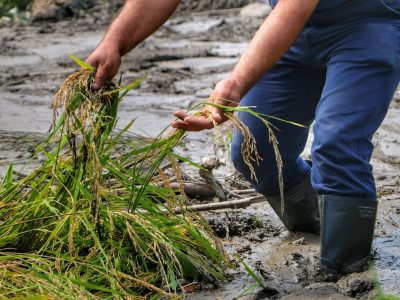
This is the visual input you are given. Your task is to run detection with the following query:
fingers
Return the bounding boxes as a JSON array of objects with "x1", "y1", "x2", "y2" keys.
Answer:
[
  {"x1": 85, "y1": 56, "x2": 105, "y2": 91},
  {"x1": 172, "y1": 111, "x2": 214, "y2": 131},
  {"x1": 92, "y1": 63, "x2": 108, "y2": 91},
  {"x1": 174, "y1": 110, "x2": 190, "y2": 121},
  {"x1": 208, "y1": 97, "x2": 233, "y2": 125},
  {"x1": 208, "y1": 84, "x2": 240, "y2": 124},
  {"x1": 212, "y1": 108, "x2": 223, "y2": 124},
  {"x1": 86, "y1": 47, "x2": 121, "y2": 91}
]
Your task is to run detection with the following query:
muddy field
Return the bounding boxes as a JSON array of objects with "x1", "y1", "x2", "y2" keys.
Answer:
[{"x1": 0, "y1": 2, "x2": 399, "y2": 299}]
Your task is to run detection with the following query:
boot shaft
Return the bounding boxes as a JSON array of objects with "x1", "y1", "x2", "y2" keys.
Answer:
[{"x1": 319, "y1": 195, "x2": 377, "y2": 273}]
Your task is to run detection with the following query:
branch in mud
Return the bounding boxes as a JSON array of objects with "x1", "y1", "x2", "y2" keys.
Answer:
[{"x1": 173, "y1": 195, "x2": 266, "y2": 213}]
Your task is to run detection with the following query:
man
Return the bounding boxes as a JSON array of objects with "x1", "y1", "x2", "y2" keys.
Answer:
[{"x1": 87, "y1": 0, "x2": 400, "y2": 274}]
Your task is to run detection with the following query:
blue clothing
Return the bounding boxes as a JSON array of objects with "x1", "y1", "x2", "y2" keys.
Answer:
[{"x1": 232, "y1": 0, "x2": 400, "y2": 200}]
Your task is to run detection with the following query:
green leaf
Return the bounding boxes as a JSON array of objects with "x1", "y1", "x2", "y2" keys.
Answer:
[
  {"x1": 235, "y1": 254, "x2": 266, "y2": 288},
  {"x1": 67, "y1": 54, "x2": 95, "y2": 72},
  {"x1": 104, "y1": 77, "x2": 145, "y2": 97},
  {"x1": 170, "y1": 153, "x2": 206, "y2": 170},
  {"x1": 0, "y1": 163, "x2": 13, "y2": 189}
]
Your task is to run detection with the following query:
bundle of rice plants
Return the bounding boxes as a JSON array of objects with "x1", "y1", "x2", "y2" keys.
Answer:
[
  {"x1": 0, "y1": 55, "x2": 303, "y2": 299},
  {"x1": 0, "y1": 56, "x2": 227, "y2": 299}
]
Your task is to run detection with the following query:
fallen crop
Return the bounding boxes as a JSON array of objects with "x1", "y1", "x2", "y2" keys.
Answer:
[{"x1": 0, "y1": 56, "x2": 297, "y2": 299}]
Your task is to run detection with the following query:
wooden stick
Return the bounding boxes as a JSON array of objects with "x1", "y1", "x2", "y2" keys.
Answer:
[{"x1": 174, "y1": 195, "x2": 265, "y2": 213}]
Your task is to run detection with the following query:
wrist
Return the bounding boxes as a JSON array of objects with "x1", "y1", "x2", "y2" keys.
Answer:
[
  {"x1": 101, "y1": 35, "x2": 123, "y2": 55},
  {"x1": 229, "y1": 71, "x2": 250, "y2": 98}
]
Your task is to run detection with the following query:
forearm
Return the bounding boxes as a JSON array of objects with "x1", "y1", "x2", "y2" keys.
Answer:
[
  {"x1": 103, "y1": 0, "x2": 181, "y2": 55},
  {"x1": 232, "y1": 0, "x2": 319, "y2": 95}
]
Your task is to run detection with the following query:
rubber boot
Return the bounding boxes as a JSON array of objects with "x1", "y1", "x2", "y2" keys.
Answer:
[
  {"x1": 319, "y1": 195, "x2": 377, "y2": 274},
  {"x1": 265, "y1": 172, "x2": 320, "y2": 234}
]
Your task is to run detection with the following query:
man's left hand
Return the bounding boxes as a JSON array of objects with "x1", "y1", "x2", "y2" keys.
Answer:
[{"x1": 172, "y1": 75, "x2": 245, "y2": 131}]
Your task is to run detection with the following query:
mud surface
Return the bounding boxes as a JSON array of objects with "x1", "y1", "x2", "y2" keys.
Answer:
[{"x1": 0, "y1": 2, "x2": 399, "y2": 299}]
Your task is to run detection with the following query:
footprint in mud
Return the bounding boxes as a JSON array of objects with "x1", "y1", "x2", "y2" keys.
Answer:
[
  {"x1": 206, "y1": 210, "x2": 282, "y2": 239},
  {"x1": 259, "y1": 233, "x2": 322, "y2": 290}
]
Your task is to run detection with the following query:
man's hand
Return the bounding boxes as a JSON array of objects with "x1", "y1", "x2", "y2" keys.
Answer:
[
  {"x1": 86, "y1": 44, "x2": 121, "y2": 91},
  {"x1": 85, "y1": 0, "x2": 181, "y2": 90},
  {"x1": 172, "y1": 74, "x2": 246, "y2": 131},
  {"x1": 172, "y1": 0, "x2": 319, "y2": 132}
]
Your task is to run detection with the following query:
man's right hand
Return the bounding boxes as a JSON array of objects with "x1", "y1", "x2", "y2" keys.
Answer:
[
  {"x1": 86, "y1": 43, "x2": 122, "y2": 90},
  {"x1": 85, "y1": 0, "x2": 181, "y2": 91}
]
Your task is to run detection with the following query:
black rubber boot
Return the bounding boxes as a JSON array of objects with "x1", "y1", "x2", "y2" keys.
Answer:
[
  {"x1": 265, "y1": 172, "x2": 320, "y2": 234},
  {"x1": 319, "y1": 195, "x2": 378, "y2": 274}
]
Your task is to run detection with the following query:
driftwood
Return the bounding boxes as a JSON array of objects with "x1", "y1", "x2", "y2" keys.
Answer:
[
  {"x1": 170, "y1": 182, "x2": 215, "y2": 197},
  {"x1": 174, "y1": 195, "x2": 265, "y2": 213},
  {"x1": 169, "y1": 182, "x2": 258, "y2": 199}
]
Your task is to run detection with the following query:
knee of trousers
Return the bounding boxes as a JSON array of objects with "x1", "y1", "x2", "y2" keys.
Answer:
[
  {"x1": 311, "y1": 120, "x2": 376, "y2": 199},
  {"x1": 231, "y1": 131, "x2": 282, "y2": 194}
]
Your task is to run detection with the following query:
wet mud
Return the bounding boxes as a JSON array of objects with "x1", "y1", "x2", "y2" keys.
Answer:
[{"x1": 0, "y1": 2, "x2": 399, "y2": 299}]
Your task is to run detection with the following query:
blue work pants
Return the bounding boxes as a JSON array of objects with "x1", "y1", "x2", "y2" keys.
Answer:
[{"x1": 231, "y1": 0, "x2": 400, "y2": 200}]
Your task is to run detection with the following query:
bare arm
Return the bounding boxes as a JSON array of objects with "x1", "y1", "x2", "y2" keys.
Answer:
[
  {"x1": 173, "y1": 0, "x2": 320, "y2": 131},
  {"x1": 87, "y1": 0, "x2": 180, "y2": 89},
  {"x1": 231, "y1": 0, "x2": 319, "y2": 94}
]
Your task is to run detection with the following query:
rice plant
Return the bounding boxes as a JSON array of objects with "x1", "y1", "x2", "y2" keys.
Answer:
[
  {"x1": 0, "y1": 55, "x2": 299, "y2": 298},
  {"x1": 0, "y1": 57, "x2": 228, "y2": 299}
]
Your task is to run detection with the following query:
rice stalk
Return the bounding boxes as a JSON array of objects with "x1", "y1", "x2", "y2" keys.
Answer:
[{"x1": 203, "y1": 100, "x2": 306, "y2": 214}]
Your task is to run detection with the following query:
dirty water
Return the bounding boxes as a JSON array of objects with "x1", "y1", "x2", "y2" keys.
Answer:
[{"x1": 0, "y1": 2, "x2": 399, "y2": 299}]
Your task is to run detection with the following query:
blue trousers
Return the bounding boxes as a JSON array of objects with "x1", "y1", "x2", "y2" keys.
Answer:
[{"x1": 231, "y1": 0, "x2": 400, "y2": 200}]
